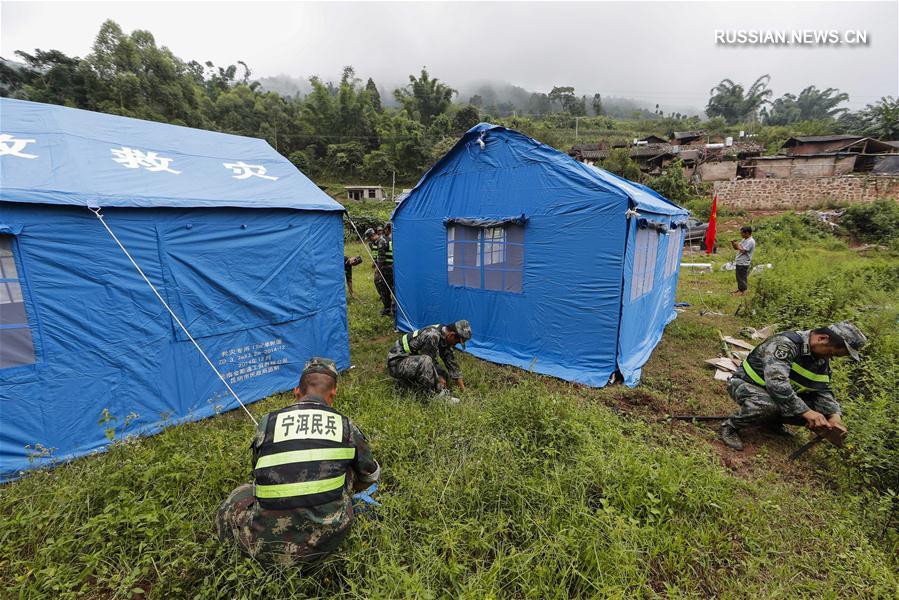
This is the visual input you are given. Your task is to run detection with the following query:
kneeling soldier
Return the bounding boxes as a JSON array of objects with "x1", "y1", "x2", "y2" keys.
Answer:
[
  {"x1": 387, "y1": 321, "x2": 472, "y2": 401},
  {"x1": 215, "y1": 358, "x2": 380, "y2": 566},
  {"x1": 719, "y1": 322, "x2": 866, "y2": 451}
]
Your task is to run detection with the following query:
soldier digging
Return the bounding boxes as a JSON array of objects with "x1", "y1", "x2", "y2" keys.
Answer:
[
  {"x1": 387, "y1": 320, "x2": 472, "y2": 404},
  {"x1": 719, "y1": 322, "x2": 867, "y2": 451}
]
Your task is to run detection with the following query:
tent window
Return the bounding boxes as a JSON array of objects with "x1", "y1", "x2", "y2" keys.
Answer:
[
  {"x1": 0, "y1": 235, "x2": 36, "y2": 369},
  {"x1": 448, "y1": 224, "x2": 524, "y2": 293},
  {"x1": 664, "y1": 229, "x2": 684, "y2": 278},
  {"x1": 631, "y1": 227, "x2": 658, "y2": 301}
]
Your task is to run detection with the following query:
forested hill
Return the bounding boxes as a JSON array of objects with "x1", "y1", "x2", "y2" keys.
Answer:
[{"x1": 3, "y1": 20, "x2": 896, "y2": 187}]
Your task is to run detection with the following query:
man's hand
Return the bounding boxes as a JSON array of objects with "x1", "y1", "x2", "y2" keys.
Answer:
[
  {"x1": 438, "y1": 377, "x2": 447, "y2": 389},
  {"x1": 455, "y1": 378, "x2": 465, "y2": 392},
  {"x1": 827, "y1": 414, "x2": 848, "y2": 439},
  {"x1": 802, "y1": 409, "x2": 831, "y2": 430}
]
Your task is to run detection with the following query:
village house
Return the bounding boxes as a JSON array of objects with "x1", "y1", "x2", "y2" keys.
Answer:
[
  {"x1": 781, "y1": 135, "x2": 896, "y2": 156},
  {"x1": 743, "y1": 136, "x2": 898, "y2": 179},
  {"x1": 569, "y1": 137, "x2": 763, "y2": 182},
  {"x1": 345, "y1": 185, "x2": 386, "y2": 201},
  {"x1": 671, "y1": 130, "x2": 707, "y2": 145},
  {"x1": 637, "y1": 134, "x2": 668, "y2": 144}
]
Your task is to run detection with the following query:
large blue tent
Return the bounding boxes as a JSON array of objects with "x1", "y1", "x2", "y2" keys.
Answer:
[
  {"x1": 0, "y1": 99, "x2": 348, "y2": 480},
  {"x1": 392, "y1": 123, "x2": 689, "y2": 388}
]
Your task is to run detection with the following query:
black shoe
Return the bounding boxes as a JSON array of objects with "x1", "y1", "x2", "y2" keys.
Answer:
[{"x1": 719, "y1": 423, "x2": 744, "y2": 450}]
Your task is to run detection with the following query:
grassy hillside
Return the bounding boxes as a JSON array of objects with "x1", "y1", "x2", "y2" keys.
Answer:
[{"x1": 1, "y1": 215, "x2": 896, "y2": 599}]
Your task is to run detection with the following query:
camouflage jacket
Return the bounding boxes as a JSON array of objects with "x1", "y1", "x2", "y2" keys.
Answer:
[
  {"x1": 236, "y1": 396, "x2": 379, "y2": 561},
  {"x1": 737, "y1": 330, "x2": 840, "y2": 417},
  {"x1": 374, "y1": 236, "x2": 393, "y2": 267},
  {"x1": 390, "y1": 325, "x2": 463, "y2": 380}
]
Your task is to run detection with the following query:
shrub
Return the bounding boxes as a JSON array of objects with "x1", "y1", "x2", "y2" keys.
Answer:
[
  {"x1": 840, "y1": 199, "x2": 899, "y2": 245},
  {"x1": 343, "y1": 201, "x2": 395, "y2": 242},
  {"x1": 362, "y1": 150, "x2": 396, "y2": 181},
  {"x1": 600, "y1": 148, "x2": 642, "y2": 182},
  {"x1": 287, "y1": 148, "x2": 316, "y2": 175},
  {"x1": 681, "y1": 195, "x2": 745, "y2": 219},
  {"x1": 644, "y1": 159, "x2": 692, "y2": 203},
  {"x1": 751, "y1": 212, "x2": 834, "y2": 246},
  {"x1": 325, "y1": 142, "x2": 366, "y2": 177}
]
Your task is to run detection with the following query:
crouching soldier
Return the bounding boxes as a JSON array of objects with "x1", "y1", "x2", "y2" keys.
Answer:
[
  {"x1": 215, "y1": 358, "x2": 380, "y2": 566},
  {"x1": 719, "y1": 322, "x2": 866, "y2": 451},
  {"x1": 387, "y1": 321, "x2": 472, "y2": 403}
]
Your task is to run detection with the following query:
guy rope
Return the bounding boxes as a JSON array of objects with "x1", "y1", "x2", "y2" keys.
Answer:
[{"x1": 89, "y1": 206, "x2": 258, "y2": 426}]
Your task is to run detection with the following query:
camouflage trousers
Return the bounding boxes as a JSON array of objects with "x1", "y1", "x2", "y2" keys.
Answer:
[
  {"x1": 214, "y1": 484, "x2": 351, "y2": 567},
  {"x1": 374, "y1": 266, "x2": 394, "y2": 313},
  {"x1": 387, "y1": 351, "x2": 448, "y2": 393},
  {"x1": 725, "y1": 377, "x2": 836, "y2": 431}
]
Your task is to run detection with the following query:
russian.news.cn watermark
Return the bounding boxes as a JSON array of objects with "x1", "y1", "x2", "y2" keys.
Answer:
[{"x1": 715, "y1": 30, "x2": 869, "y2": 46}]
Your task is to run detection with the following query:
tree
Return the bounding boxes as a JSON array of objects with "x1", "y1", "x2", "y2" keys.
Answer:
[
  {"x1": 706, "y1": 75, "x2": 772, "y2": 124},
  {"x1": 645, "y1": 159, "x2": 692, "y2": 203},
  {"x1": 81, "y1": 20, "x2": 212, "y2": 127},
  {"x1": 453, "y1": 105, "x2": 481, "y2": 132},
  {"x1": 548, "y1": 86, "x2": 576, "y2": 112},
  {"x1": 528, "y1": 92, "x2": 551, "y2": 116},
  {"x1": 428, "y1": 113, "x2": 454, "y2": 138},
  {"x1": 469, "y1": 94, "x2": 483, "y2": 107},
  {"x1": 288, "y1": 148, "x2": 316, "y2": 175},
  {"x1": 394, "y1": 68, "x2": 456, "y2": 126},
  {"x1": 763, "y1": 86, "x2": 849, "y2": 125},
  {"x1": 601, "y1": 148, "x2": 642, "y2": 182},
  {"x1": 495, "y1": 101, "x2": 516, "y2": 117},
  {"x1": 570, "y1": 95, "x2": 587, "y2": 117},
  {"x1": 859, "y1": 96, "x2": 899, "y2": 139},
  {"x1": 326, "y1": 141, "x2": 365, "y2": 177},
  {"x1": 8, "y1": 49, "x2": 94, "y2": 107},
  {"x1": 362, "y1": 149, "x2": 396, "y2": 180},
  {"x1": 376, "y1": 112, "x2": 431, "y2": 179},
  {"x1": 591, "y1": 93, "x2": 604, "y2": 116},
  {"x1": 364, "y1": 77, "x2": 382, "y2": 112}
]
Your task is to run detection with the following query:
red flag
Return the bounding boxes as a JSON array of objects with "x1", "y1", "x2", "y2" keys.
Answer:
[{"x1": 704, "y1": 193, "x2": 718, "y2": 254}]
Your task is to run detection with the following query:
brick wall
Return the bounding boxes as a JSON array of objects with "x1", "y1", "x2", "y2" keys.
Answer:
[{"x1": 712, "y1": 175, "x2": 899, "y2": 210}]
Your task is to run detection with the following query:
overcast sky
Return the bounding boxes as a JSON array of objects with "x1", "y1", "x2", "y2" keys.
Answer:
[{"x1": 3, "y1": 1, "x2": 897, "y2": 111}]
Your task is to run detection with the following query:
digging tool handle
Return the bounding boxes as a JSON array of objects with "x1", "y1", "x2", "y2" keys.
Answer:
[
  {"x1": 789, "y1": 435, "x2": 825, "y2": 460},
  {"x1": 789, "y1": 427, "x2": 846, "y2": 460},
  {"x1": 671, "y1": 415, "x2": 730, "y2": 421}
]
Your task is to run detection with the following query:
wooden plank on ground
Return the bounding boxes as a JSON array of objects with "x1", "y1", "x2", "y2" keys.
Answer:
[
  {"x1": 723, "y1": 336, "x2": 755, "y2": 350},
  {"x1": 714, "y1": 369, "x2": 732, "y2": 381},
  {"x1": 705, "y1": 358, "x2": 738, "y2": 372}
]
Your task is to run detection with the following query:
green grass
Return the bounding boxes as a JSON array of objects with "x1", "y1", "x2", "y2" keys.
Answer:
[{"x1": 1, "y1": 226, "x2": 897, "y2": 599}]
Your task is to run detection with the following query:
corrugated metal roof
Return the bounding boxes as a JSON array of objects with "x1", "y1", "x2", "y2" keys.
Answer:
[
  {"x1": 783, "y1": 135, "x2": 864, "y2": 144},
  {"x1": 673, "y1": 130, "x2": 705, "y2": 140}
]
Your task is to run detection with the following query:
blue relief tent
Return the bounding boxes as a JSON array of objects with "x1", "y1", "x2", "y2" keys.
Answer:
[
  {"x1": 392, "y1": 123, "x2": 689, "y2": 388},
  {"x1": 0, "y1": 99, "x2": 348, "y2": 480}
]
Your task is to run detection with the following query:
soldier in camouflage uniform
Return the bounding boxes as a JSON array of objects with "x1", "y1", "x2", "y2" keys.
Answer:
[
  {"x1": 215, "y1": 358, "x2": 380, "y2": 566},
  {"x1": 719, "y1": 322, "x2": 867, "y2": 451},
  {"x1": 374, "y1": 228, "x2": 394, "y2": 316},
  {"x1": 387, "y1": 320, "x2": 472, "y2": 400},
  {"x1": 364, "y1": 228, "x2": 392, "y2": 316}
]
